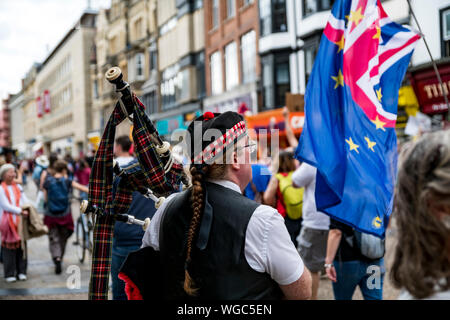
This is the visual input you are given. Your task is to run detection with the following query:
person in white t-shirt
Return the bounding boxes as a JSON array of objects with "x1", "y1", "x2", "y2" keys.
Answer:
[
  {"x1": 114, "y1": 135, "x2": 135, "y2": 168},
  {"x1": 392, "y1": 130, "x2": 450, "y2": 300},
  {"x1": 292, "y1": 162, "x2": 330, "y2": 300}
]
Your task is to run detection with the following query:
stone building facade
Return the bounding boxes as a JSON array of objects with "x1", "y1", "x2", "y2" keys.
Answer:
[
  {"x1": 35, "y1": 12, "x2": 97, "y2": 157},
  {"x1": 204, "y1": 0, "x2": 260, "y2": 114}
]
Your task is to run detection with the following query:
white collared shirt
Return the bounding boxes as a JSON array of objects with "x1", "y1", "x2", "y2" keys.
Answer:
[
  {"x1": 142, "y1": 179, "x2": 304, "y2": 286},
  {"x1": 115, "y1": 156, "x2": 135, "y2": 168}
]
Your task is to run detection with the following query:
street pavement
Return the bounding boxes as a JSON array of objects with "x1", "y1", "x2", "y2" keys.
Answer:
[
  {"x1": 0, "y1": 180, "x2": 96, "y2": 300},
  {"x1": 0, "y1": 176, "x2": 400, "y2": 300}
]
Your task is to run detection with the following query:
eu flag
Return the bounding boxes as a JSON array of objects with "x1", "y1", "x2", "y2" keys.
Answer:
[{"x1": 295, "y1": 0, "x2": 420, "y2": 238}]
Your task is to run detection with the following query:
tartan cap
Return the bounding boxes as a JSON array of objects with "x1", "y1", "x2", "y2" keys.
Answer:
[{"x1": 187, "y1": 111, "x2": 247, "y2": 164}]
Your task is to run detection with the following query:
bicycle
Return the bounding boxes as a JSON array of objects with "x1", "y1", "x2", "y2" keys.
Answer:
[{"x1": 72, "y1": 196, "x2": 94, "y2": 263}]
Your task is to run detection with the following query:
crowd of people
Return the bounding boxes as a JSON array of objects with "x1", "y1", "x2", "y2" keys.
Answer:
[
  {"x1": 0, "y1": 149, "x2": 91, "y2": 281},
  {"x1": 0, "y1": 109, "x2": 449, "y2": 301}
]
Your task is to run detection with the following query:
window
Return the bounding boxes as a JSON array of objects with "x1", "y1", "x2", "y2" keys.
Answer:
[
  {"x1": 260, "y1": 0, "x2": 272, "y2": 36},
  {"x1": 210, "y1": 51, "x2": 223, "y2": 95},
  {"x1": 303, "y1": 34, "x2": 320, "y2": 84},
  {"x1": 93, "y1": 80, "x2": 99, "y2": 99},
  {"x1": 242, "y1": 0, "x2": 254, "y2": 6},
  {"x1": 275, "y1": 56, "x2": 290, "y2": 108},
  {"x1": 142, "y1": 90, "x2": 158, "y2": 116},
  {"x1": 303, "y1": 0, "x2": 334, "y2": 17},
  {"x1": 160, "y1": 16, "x2": 177, "y2": 36},
  {"x1": 241, "y1": 30, "x2": 256, "y2": 84},
  {"x1": 149, "y1": 48, "x2": 157, "y2": 72},
  {"x1": 259, "y1": 0, "x2": 287, "y2": 37},
  {"x1": 58, "y1": 85, "x2": 72, "y2": 107},
  {"x1": 161, "y1": 63, "x2": 180, "y2": 110},
  {"x1": 442, "y1": 8, "x2": 450, "y2": 57},
  {"x1": 445, "y1": 10, "x2": 450, "y2": 39},
  {"x1": 262, "y1": 56, "x2": 274, "y2": 109},
  {"x1": 225, "y1": 42, "x2": 239, "y2": 90},
  {"x1": 227, "y1": 0, "x2": 235, "y2": 18},
  {"x1": 212, "y1": 0, "x2": 219, "y2": 29},
  {"x1": 304, "y1": 46, "x2": 318, "y2": 84},
  {"x1": 303, "y1": 0, "x2": 317, "y2": 16},
  {"x1": 196, "y1": 52, "x2": 206, "y2": 98},
  {"x1": 135, "y1": 53, "x2": 144, "y2": 80},
  {"x1": 160, "y1": 65, "x2": 191, "y2": 108},
  {"x1": 178, "y1": 69, "x2": 190, "y2": 101},
  {"x1": 194, "y1": 0, "x2": 203, "y2": 10},
  {"x1": 110, "y1": 35, "x2": 118, "y2": 54},
  {"x1": 129, "y1": 53, "x2": 145, "y2": 81},
  {"x1": 273, "y1": 0, "x2": 287, "y2": 33},
  {"x1": 134, "y1": 17, "x2": 143, "y2": 40},
  {"x1": 262, "y1": 52, "x2": 291, "y2": 109}
]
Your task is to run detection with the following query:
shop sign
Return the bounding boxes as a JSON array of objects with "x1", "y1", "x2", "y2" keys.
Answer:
[{"x1": 409, "y1": 64, "x2": 450, "y2": 114}]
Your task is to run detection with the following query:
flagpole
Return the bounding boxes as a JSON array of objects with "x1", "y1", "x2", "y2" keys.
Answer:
[{"x1": 406, "y1": 0, "x2": 450, "y2": 123}]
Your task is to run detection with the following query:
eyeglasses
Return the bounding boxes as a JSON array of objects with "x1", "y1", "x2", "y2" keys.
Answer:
[{"x1": 237, "y1": 140, "x2": 257, "y2": 154}]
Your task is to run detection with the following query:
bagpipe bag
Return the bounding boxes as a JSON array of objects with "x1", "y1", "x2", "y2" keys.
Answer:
[{"x1": 88, "y1": 93, "x2": 184, "y2": 300}]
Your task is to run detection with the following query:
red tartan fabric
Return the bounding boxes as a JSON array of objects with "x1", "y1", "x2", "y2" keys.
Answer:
[
  {"x1": 89, "y1": 214, "x2": 115, "y2": 300},
  {"x1": 88, "y1": 95, "x2": 184, "y2": 300}
]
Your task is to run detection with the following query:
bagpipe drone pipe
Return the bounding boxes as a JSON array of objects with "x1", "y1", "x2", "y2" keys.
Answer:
[{"x1": 84, "y1": 66, "x2": 188, "y2": 300}]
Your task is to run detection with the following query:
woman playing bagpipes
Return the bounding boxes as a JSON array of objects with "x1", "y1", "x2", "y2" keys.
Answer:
[{"x1": 119, "y1": 111, "x2": 312, "y2": 300}]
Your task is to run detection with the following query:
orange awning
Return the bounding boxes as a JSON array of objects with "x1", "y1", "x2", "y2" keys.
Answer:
[{"x1": 244, "y1": 108, "x2": 304, "y2": 138}]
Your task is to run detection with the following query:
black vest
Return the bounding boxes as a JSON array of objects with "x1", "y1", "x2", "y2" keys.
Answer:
[{"x1": 160, "y1": 182, "x2": 283, "y2": 300}]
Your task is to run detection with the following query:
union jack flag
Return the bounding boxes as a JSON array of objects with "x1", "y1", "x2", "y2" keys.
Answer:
[
  {"x1": 324, "y1": 0, "x2": 420, "y2": 128},
  {"x1": 295, "y1": 0, "x2": 420, "y2": 237}
]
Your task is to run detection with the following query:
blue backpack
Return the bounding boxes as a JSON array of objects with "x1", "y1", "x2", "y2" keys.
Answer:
[{"x1": 46, "y1": 176, "x2": 70, "y2": 214}]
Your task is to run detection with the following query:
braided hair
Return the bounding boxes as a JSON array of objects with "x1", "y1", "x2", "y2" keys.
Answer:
[
  {"x1": 182, "y1": 111, "x2": 246, "y2": 296},
  {"x1": 183, "y1": 163, "x2": 227, "y2": 296}
]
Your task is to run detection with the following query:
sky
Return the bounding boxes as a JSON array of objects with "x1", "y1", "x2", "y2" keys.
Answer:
[{"x1": 0, "y1": 0, "x2": 111, "y2": 101}]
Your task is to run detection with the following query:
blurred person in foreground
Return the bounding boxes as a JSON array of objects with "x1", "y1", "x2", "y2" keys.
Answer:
[{"x1": 392, "y1": 129, "x2": 450, "y2": 300}]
